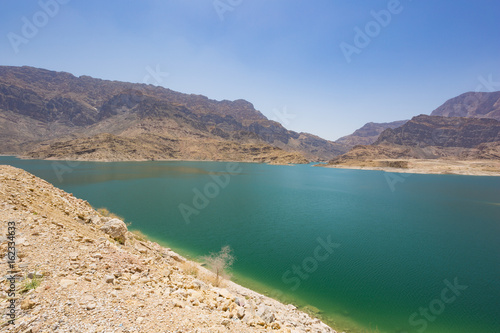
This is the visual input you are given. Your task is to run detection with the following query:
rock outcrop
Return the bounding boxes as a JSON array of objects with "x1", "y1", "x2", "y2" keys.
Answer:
[{"x1": 100, "y1": 219, "x2": 128, "y2": 244}]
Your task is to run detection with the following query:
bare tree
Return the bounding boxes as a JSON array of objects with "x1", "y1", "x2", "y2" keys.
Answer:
[{"x1": 201, "y1": 245, "x2": 235, "y2": 287}]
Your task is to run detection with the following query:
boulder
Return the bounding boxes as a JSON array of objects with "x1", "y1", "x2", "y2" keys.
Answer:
[
  {"x1": 100, "y1": 219, "x2": 127, "y2": 244},
  {"x1": 213, "y1": 287, "x2": 234, "y2": 301},
  {"x1": 236, "y1": 306, "x2": 246, "y2": 319},
  {"x1": 104, "y1": 275, "x2": 115, "y2": 284},
  {"x1": 88, "y1": 215, "x2": 102, "y2": 224},
  {"x1": 191, "y1": 279, "x2": 208, "y2": 290},
  {"x1": 256, "y1": 305, "x2": 275, "y2": 324}
]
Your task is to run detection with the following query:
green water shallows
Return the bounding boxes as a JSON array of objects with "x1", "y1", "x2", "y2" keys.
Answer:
[{"x1": 2, "y1": 156, "x2": 499, "y2": 333}]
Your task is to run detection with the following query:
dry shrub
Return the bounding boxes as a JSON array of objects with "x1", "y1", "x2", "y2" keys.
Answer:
[
  {"x1": 180, "y1": 261, "x2": 199, "y2": 277},
  {"x1": 200, "y1": 246, "x2": 235, "y2": 287},
  {"x1": 130, "y1": 229, "x2": 148, "y2": 242}
]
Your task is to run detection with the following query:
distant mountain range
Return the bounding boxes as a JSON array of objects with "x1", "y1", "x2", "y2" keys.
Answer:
[
  {"x1": 329, "y1": 90, "x2": 500, "y2": 170},
  {"x1": 0, "y1": 66, "x2": 348, "y2": 163},
  {"x1": 335, "y1": 91, "x2": 500, "y2": 149},
  {"x1": 330, "y1": 114, "x2": 500, "y2": 167},
  {"x1": 2, "y1": 66, "x2": 499, "y2": 168},
  {"x1": 335, "y1": 120, "x2": 408, "y2": 147}
]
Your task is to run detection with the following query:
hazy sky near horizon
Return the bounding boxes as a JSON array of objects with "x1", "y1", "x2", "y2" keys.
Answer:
[{"x1": 1, "y1": 0, "x2": 499, "y2": 140}]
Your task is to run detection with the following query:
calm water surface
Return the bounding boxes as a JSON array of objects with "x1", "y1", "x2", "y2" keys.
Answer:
[{"x1": 1, "y1": 156, "x2": 499, "y2": 333}]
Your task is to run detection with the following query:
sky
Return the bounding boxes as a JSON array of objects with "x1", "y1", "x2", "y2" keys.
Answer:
[{"x1": 1, "y1": 0, "x2": 499, "y2": 141}]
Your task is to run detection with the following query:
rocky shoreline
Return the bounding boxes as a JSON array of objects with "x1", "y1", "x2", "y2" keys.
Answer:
[
  {"x1": 323, "y1": 158, "x2": 500, "y2": 176},
  {"x1": 13, "y1": 154, "x2": 305, "y2": 167},
  {"x1": 0, "y1": 165, "x2": 338, "y2": 332}
]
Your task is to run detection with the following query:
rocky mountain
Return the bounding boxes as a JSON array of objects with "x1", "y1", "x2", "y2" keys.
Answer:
[
  {"x1": 335, "y1": 120, "x2": 408, "y2": 148},
  {"x1": 329, "y1": 115, "x2": 500, "y2": 170},
  {"x1": 375, "y1": 115, "x2": 500, "y2": 148},
  {"x1": 430, "y1": 91, "x2": 500, "y2": 121},
  {"x1": 335, "y1": 91, "x2": 500, "y2": 150},
  {"x1": 0, "y1": 66, "x2": 347, "y2": 163}
]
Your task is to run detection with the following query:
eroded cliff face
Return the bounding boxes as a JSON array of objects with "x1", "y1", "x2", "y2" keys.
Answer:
[
  {"x1": 375, "y1": 115, "x2": 500, "y2": 148},
  {"x1": 24, "y1": 133, "x2": 309, "y2": 165},
  {"x1": 0, "y1": 66, "x2": 347, "y2": 163}
]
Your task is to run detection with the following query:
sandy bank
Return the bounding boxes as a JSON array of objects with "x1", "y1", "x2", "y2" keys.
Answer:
[{"x1": 322, "y1": 159, "x2": 500, "y2": 176}]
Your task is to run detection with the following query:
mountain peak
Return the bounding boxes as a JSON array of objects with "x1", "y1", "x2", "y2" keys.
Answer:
[
  {"x1": 0, "y1": 65, "x2": 347, "y2": 162},
  {"x1": 430, "y1": 91, "x2": 500, "y2": 120}
]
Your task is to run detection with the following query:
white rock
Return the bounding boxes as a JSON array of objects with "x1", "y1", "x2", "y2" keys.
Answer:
[
  {"x1": 86, "y1": 302, "x2": 96, "y2": 310},
  {"x1": 99, "y1": 219, "x2": 127, "y2": 243},
  {"x1": 104, "y1": 275, "x2": 114, "y2": 283},
  {"x1": 191, "y1": 279, "x2": 208, "y2": 290},
  {"x1": 237, "y1": 306, "x2": 246, "y2": 319},
  {"x1": 172, "y1": 289, "x2": 187, "y2": 298},
  {"x1": 60, "y1": 279, "x2": 77, "y2": 288},
  {"x1": 213, "y1": 287, "x2": 234, "y2": 301},
  {"x1": 257, "y1": 305, "x2": 275, "y2": 324}
]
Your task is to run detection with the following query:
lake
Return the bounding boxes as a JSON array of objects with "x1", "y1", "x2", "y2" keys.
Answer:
[{"x1": 1, "y1": 156, "x2": 499, "y2": 333}]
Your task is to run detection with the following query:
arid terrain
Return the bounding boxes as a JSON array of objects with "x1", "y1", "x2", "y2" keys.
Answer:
[
  {"x1": 327, "y1": 115, "x2": 500, "y2": 175},
  {"x1": 0, "y1": 165, "x2": 337, "y2": 332},
  {"x1": 0, "y1": 66, "x2": 347, "y2": 164},
  {"x1": 325, "y1": 158, "x2": 500, "y2": 176}
]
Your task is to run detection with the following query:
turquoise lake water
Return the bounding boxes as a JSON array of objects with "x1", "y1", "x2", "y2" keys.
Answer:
[{"x1": 1, "y1": 156, "x2": 499, "y2": 333}]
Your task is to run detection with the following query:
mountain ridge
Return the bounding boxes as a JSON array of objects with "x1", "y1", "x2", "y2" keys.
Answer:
[
  {"x1": 335, "y1": 120, "x2": 408, "y2": 148},
  {"x1": 336, "y1": 90, "x2": 500, "y2": 149},
  {"x1": 0, "y1": 66, "x2": 348, "y2": 163},
  {"x1": 430, "y1": 91, "x2": 500, "y2": 120},
  {"x1": 328, "y1": 115, "x2": 500, "y2": 174}
]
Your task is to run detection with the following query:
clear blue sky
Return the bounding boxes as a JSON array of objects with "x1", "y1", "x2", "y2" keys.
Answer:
[{"x1": 1, "y1": 0, "x2": 499, "y2": 140}]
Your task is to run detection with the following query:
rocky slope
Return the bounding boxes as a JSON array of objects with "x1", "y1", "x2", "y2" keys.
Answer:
[
  {"x1": 328, "y1": 115, "x2": 500, "y2": 174},
  {"x1": 374, "y1": 115, "x2": 500, "y2": 148},
  {"x1": 430, "y1": 91, "x2": 500, "y2": 121},
  {"x1": 24, "y1": 134, "x2": 309, "y2": 165},
  {"x1": 335, "y1": 120, "x2": 408, "y2": 148},
  {"x1": 0, "y1": 66, "x2": 347, "y2": 163},
  {"x1": 0, "y1": 165, "x2": 337, "y2": 332}
]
